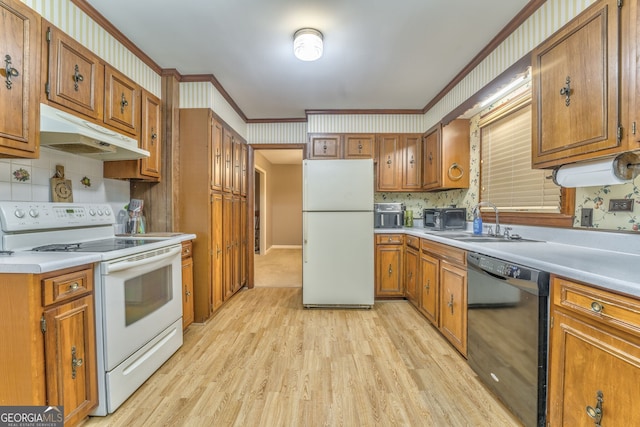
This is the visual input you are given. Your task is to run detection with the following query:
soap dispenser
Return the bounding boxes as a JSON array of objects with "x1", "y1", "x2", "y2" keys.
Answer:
[{"x1": 473, "y1": 207, "x2": 483, "y2": 235}]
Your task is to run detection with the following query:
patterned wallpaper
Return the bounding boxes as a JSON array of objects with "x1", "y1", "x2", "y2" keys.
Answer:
[
  {"x1": 575, "y1": 181, "x2": 640, "y2": 231},
  {"x1": 22, "y1": 0, "x2": 162, "y2": 97}
]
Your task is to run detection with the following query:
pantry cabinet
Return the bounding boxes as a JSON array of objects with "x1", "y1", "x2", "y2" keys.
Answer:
[
  {"x1": 0, "y1": 0, "x2": 41, "y2": 158},
  {"x1": 181, "y1": 240, "x2": 194, "y2": 329},
  {"x1": 375, "y1": 234, "x2": 404, "y2": 297},
  {"x1": 0, "y1": 265, "x2": 98, "y2": 427},
  {"x1": 548, "y1": 276, "x2": 640, "y2": 426},
  {"x1": 179, "y1": 109, "x2": 248, "y2": 322},
  {"x1": 422, "y1": 120, "x2": 470, "y2": 191},
  {"x1": 531, "y1": 0, "x2": 631, "y2": 168}
]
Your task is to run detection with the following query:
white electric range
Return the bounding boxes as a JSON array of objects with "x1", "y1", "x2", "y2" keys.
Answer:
[{"x1": 0, "y1": 201, "x2": 185, "y2": 416}]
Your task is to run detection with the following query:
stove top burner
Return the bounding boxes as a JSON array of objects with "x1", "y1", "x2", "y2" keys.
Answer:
[{"x1": 31, "y1": 238, "x2": 164, "y2": 253}]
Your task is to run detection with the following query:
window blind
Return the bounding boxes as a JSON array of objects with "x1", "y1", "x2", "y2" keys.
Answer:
[{"x1": 480, "y1": 103, "x2": 561, "y2": 212}]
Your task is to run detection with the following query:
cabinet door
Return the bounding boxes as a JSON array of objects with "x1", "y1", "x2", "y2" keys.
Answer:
[
  {"x1": 232, "y1": 196, "x2": 241, "y2": 292},
  {"x1": 140, "y1": 90, "x2": 161, "y2": 178},
  {"x1": 420, "y1": 252, "x2": 439, "y2": 326},
  {"x1": 240, "y1": 198, "x2": 247, "y2": 287},
  {"x1": 439, "y1": 261, "x2": 467, "y2": 356},
  {"x1": 376, "y1": 135, "x2": 401, "y2": 191},
  {"x1": 344, "y1": 134, "x2": 374, "y2": 158},
  {"x1": 232, "y1": 137, "x2": 242, "y2": 195},
  {"x1": 422, "y1": 127, "x2": 441, "y2": 189},
  {"x1": 402, "y1": 134, "x2": 422, "y2": 190},
  {"x1": 211, "y1": 119, "x2": 223, "y2": 191},
  {"x1": 308, "y1": 134, "x2": 341, "y2": 159},
  {"x1": 45, "y1": 26, "x2": 104, "y2": 121},
  {"x1": 211, "y1": 192, "x2": 224, "y2": 311},
  {"x1": 181, "y1": 255, "x2": 194, "y2": 330},
  {"x1": 240, "y1": 143, "x2": 248, "y2": 197},
  {"x1": 222, "y1": 128, "x2": 234, "y2": 193},
  {"x1": 0, "y1": 0, "x2": 40, "y2": 157},
  {"x1": 104, "y1": 65, "x2": 139, "y2": 136},
  {"x1": 43, "y1": 295, "x2": 98, "y2": 426},
  {"x1": 375, "y1": 244, "x2": 403, "y2": 297},
  {"x1": 222, "y1": 193, "x2": 234, "y2": 300},
  {"x1": 532, "y1": 0, "x2": 621, "y2": 168},
  {"x1": 404, "y1": 246, "x2": 419, "y2": 306},
  {"x1": 548, "y1": 310, "x2": 640, "y2": 426}
]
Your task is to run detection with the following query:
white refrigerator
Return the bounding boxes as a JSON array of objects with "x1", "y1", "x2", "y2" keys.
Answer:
[{"x1": 302, "y1": 159, "x2": 374, "y2": 308}]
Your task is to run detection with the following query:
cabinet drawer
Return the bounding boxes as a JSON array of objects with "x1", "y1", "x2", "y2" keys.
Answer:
[
  {"x1": 376, "y1": 234, "x2": 403, "y2": 245},
  {"x1": 553, "y1": 277, "x2": 640, "y2": 336},
  {"x1": 181, "y1": 241, "x2": 193, "y2": 258},
  {"x1": 405, "y1": 235, "x2": 420, "y2": 250},
  {"x1": 421, "y1": 239, "x2": 466, "y2": 266},
  {"x1": 42, "y1": 267, "x2": 93, "y2": 306}
]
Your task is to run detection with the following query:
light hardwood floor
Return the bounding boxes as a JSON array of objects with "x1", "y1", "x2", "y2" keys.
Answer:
[
  {"x1": 84, "y1": 288, "x2": 521, "y2": 426},
  {"x1": 254, "y1": 248, "x2": 302, "y2": 287}
]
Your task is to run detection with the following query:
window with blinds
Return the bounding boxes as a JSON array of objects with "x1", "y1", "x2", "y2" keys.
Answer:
[{"x1": 479, "y1": 94, "x2": 561, "y2": 213}]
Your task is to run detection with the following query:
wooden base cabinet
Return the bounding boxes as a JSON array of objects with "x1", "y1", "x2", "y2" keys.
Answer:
[
  {"x1": 419, "y1": 251, "x2": 439, "y2": 326},
  {"x1": 0, "y1": 265, "x2": 98, "y2": 427},
  {"x1": 404, "y1": 236, "x2": 420, "y2": 306},
  {"x1": 181, "y1": 241, "x2": 194, "y2": 330},
  {"x1": 548, "y1": 276, "x2": 640, "y2": 426},
  {"x1": 375, "y1": 234, "x2": 404, "y2": 297}
]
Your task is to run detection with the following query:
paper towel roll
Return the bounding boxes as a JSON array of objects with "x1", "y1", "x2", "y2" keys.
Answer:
[{"x1": 553, "y1": 158, "x2": 631, "y2": 188}]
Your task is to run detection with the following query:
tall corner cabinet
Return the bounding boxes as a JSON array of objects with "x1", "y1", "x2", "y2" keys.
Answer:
[{"x1": 178, "y1": 109, "x2": 249, "y2": 323}]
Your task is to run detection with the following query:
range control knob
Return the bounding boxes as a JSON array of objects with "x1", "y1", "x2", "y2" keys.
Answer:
[
  {"x1": 14, "y1": 209, "x2": 25, "y2": 218},
  {"x1": 103, "y1": 209, "x2": 111, "y2": 216},
  {"x1": 29, "y1": 209, "x2": 39, "y2": 218},
  {"x1": 88, "y1": 209, "x2": 96, "y2": 216},
  {"x1": 97, "y1": 209, "x2": 103, "y2": 216}
]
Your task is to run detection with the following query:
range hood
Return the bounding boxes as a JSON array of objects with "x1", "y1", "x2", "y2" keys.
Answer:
[{"x1": 39, "y1": 103, "x2": 150, "y2": 161}]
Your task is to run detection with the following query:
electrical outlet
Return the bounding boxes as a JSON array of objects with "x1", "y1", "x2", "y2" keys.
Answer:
[
  {"x1": 609, "y1": 199, "x2": 634, "y2": 212},
  {"x1": 580, "y1": 208, "x2": 593, "y2": 227}
]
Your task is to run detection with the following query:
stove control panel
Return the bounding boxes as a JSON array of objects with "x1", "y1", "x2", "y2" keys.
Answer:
[{"x1": 0, "y1": 202, "x2": 115, "y2": 232}]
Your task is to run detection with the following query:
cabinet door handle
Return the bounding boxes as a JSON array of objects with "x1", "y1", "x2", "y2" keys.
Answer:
[
  {"x1": 120, "y1": 93, "x2": 129, "y2": 113},
  {"x1": 71, "y1": 346, "x2": 83, "y2": 379},
  {"x1": 358, "y1": 143, "x2": 363, "y2": 152},
  {"x1": 447, "y1": 163, "x2": 465, "y2": 181},
  {"x1": 388, "y1": 264, "x2": 393, "y2": 277},
  {"x1": 73, "y1": 64, "x2": 84, "y2": 91},
  {"x1": 428, "y1": 152, "x2": 433, "y2": 164},
  {"x1": 322, "y1": 143, "x2": 327, "y2": 152},
  {"x1": 185, "y1": 289, "x2": 191, "y2": 297},
  {"x1": 585, "y1": 390, "x2": 603, "y2": 426},
  {"x1": 69, "y1": 282, "x2": 79, "y2": 291},
  {"x1": 590, "y1": 301, "x2": 603, "y2": 313},
  {"x1": 559, "y1": 76, "x2": 571, "y2": 107},
  {"x1": 447, "y1": 294, "x2": 454, "y2": 314},
  {"x1": 386, "y1": 156, "x2": 392, "y2": 167},
  {"x1": 408, "y1": 271, "x2": 412, "y2": 280},
  {"x1": 151, "y1": 127, "x2": 158, "y2": 142},
  {"x1": 425, "y1": 279, "x2": 430, "y2": 293},
  {"x1": 4, "y1": 55, "x2": 20, "y2": 90},
  {"x1": 409, "y1": 155, "x2": 415, "y2": 167}
]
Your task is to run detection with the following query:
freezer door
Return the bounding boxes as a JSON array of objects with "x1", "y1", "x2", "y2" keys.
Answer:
[
  {"x1": 302, "y1": 211, "x2": 374, "y2": 306},
  {"x1": 303, "y1": 159, "x2": 374, "y2": 211}
]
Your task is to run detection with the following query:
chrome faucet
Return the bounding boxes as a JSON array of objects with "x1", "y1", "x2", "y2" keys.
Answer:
[{"x1": 473, "y1": 201, "x2": 500, "y2": 236}]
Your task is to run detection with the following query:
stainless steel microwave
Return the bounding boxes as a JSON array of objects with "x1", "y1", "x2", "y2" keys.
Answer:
[{"x1": 423, "y1": 208, "x2": 466, "y2": 230}]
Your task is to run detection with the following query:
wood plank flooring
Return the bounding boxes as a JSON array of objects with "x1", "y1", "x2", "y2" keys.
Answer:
[{"x1": 84, "y1": 288, "x2": 521, "y2": 426}]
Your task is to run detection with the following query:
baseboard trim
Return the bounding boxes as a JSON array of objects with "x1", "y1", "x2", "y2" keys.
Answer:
[{"x1": 260, "y1": 245, "x2": 302, "y2": 256}]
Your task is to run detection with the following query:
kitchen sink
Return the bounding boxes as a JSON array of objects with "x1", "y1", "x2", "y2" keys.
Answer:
[{"x1": 449, "y1": 234, "x2": 540, "y2": 243}]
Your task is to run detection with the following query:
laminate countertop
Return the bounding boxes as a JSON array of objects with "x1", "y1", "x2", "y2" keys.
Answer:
[{"x1": 376, "y1": 226, "x2": 640, "y2": 298}]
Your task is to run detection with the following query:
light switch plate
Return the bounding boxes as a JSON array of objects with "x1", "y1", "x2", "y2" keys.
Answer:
[{"x1": 580, "y1": 208, "x2": 593, "y2": 227}]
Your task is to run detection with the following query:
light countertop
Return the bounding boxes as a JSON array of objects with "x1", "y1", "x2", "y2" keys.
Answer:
[
  {"x1": 376, "y1": 226, "x2": 640, "y2": 298},
  {"x1": 0, "y1": 233, "x2": 196, "y2": 274}
]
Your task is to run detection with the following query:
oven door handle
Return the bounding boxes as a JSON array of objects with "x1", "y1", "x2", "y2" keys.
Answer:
[{"x1": 104, "y1": 246, "x2": 181, "y2": 274}]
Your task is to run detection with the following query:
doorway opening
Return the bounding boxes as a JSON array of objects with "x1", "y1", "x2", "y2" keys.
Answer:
[{"x1": 252, "y1": 146, "x2": 304, "y2": 288}]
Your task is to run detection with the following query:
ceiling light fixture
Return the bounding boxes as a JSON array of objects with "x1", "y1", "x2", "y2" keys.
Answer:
[{"x1": 293, "y1": 28, "x2": 323, "y2": 61}]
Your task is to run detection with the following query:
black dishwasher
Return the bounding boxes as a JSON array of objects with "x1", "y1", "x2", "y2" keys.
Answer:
[{"x1": 467, "y1": 252, "x2": 550, "y2": 427}]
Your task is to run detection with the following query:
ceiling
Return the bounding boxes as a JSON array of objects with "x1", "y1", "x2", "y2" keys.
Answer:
[
  {"x1": 257, "y1": 149, "x2": 303, "y2": 165},
  {"x1": 85, "y1": 0, "x2": 532, "y2": 121}
]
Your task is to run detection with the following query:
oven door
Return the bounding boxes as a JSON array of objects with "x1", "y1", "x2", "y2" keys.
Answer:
[{"x1": 101, "y1": 244, "x2": 182, "y2": 371}]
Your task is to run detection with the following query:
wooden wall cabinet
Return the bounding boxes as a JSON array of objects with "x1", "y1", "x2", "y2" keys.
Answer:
[
  {"x1": 375, "y1": 234, "x2": 404, "y2": 297},
  {"x1": 0, "y1": 265, "x2": 98, "y2": 427},
  {"x1": 103, "y1": 90, "x2": 161, "y2": 181},
  {"x1": 181, "y1": 240, "x2": 194, "y2": 330},
  {"x1": 308, "y1": 133, "x2": 375, "y2": 159},
  {"x1": 104, "y1": 65, "x2": 140, "y2": 137},
  {"x1": 308, "y1": 134, "x2": 342, "y2": 159},
  {"x1": 344, "y1": 134, "x2": 375, "y2": 158},
  {"x1": 532, "y1": 0, "x2": 624, "y2": 168},
  {"x1": 0, "y1": 0, "x2": 41, "y2": 158},
  {"x1": 548, "y1": 276, "x2": 640, "y2": 425},
  {"x1": 422, "y1": 120, "x2": 470, "y2": 191},
  {"x1": 375, "y1": 134, "x2": 424, "y2": 191}
]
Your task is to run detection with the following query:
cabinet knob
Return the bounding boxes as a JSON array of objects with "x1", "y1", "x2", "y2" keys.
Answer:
[
  {"x1": 559, "y1": 76, "x2": 571, "y2": 107},
  {"x1": 447, "y1": 294, "x2": 454, "y2": 314},
  {"x1": 73, "y1": 64, "x2": 84, "y2": 91},
  {"x1": 447, "y1": 163, "x2": 465, "y2": 181},
  {"x1": 590, "y1": 301, "x2": 603, "y2": 313},
  {"x1": 120, "y1": 93, "x2": 129, "y2": 113},
  {"x1": 386, "y1": 156, "x2": 392, "y2": 167},
  {"x1": 151, "y1": 127, "x2": 158, "y2": 142},
  {"x1": 71, "y1": 346, "x2": 83, "y2": 379},
  {"x1": 388, "y1": 264, "x2": 393, "y2": 276},
  {"x1": 69, "y1": 282, "x2": 79, "y2": 291},
  {"x1": 4, "y1": 55, "x2": 20, "y2": 90},
  {"x1": 425, "y1": 280, "x2": 430, "y2": 292},
  {"x1": 585, "y1": 390, "x2": 603, "y2": 425}
]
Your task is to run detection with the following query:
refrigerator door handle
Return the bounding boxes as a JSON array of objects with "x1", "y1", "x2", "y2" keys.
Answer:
[{"x1": 303, "y1": 218, "x2": 308, "y2": 263}]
